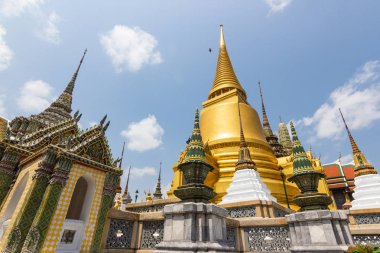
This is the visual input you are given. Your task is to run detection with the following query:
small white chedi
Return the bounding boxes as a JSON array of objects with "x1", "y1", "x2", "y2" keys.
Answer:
[{"x1": 220, "y1": 104, "x2": 276, "y2": 204}]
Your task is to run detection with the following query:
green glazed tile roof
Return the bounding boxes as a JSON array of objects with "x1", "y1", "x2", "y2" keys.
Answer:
[
  {"x1": 290, "y1": 121, "x2": 315, "y2": 175},
  {"x1": 183, "y1": 109, "x2": 207, "y2": 163}
]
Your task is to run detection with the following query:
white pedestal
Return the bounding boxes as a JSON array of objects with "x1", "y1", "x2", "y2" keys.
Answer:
[
  {"x1": 220, "y1": 169, "x2": 276, "y2": 204},
  {"x1": 351, "y1": 174, "x2": 380, "y2": 210}
]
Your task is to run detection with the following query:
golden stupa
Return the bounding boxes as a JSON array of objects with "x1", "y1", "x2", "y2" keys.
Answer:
[{"x1": 168, "y1": 26, "x2": 332, "y2": 210}]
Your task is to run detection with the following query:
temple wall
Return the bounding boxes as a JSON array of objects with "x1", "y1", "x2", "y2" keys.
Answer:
[
  {"x1": 101, "y1": 200, "x2": 380, "y2": 252},
  {"x1": 40, "y1": 162, "x2": 106, "y2": 253},
  {"x1": 0, "y1": 158, "x2": 40, "y2": 250}
]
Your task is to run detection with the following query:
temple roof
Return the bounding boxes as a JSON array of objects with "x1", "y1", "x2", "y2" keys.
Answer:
[
  {"x1": 208, "y1": 25, "x2": 246, "y2": 100},
  {"x1": 323, "y1": 161, "x2": 355, "y2": 191}
]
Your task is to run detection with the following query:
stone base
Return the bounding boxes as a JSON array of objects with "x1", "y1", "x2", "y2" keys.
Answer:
[
  {"x1": 285, "y1": 210, "x2": 353, "y2": 253},
  {"x1": 155, "y1": 202, "x2": 234, "y2": 253}
]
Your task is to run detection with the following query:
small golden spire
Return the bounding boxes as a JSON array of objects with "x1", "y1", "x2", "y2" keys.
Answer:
[
  {"x1": 209, "y1": 25, "x2": 246, "y2": 100},
  {"x1": 339, "y1": 108, "x2": 360, "y2": 154}
]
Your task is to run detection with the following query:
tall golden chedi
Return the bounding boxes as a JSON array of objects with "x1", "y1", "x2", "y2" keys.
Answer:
[{"x1": 168, "y1": 26, "x2": 332, "y2": 209}]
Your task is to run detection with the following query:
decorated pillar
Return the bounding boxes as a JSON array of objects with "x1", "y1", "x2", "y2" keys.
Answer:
[
  {"x1": 21, "y1": 155, "x2": 72, "y2": 253},
  {"x1": 0, "y1": 148, "x2": 21, "y2": 207},
  {"x1": 3, "y1": 150, "x2": 56, "y2": 253},
  {"x1": 91, "y1": 171, "x2": 120, "y2": 252}
]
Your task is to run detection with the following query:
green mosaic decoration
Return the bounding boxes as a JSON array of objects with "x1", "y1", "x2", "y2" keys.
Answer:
[
  {"x1": 21, "y1": 157, "x2": 72, "y2": 253},
  {"x1": 90, "y1": 194, "x2": 112, "y2": 253},
  {"x1": 287, "y1": 122, "x2": 332, "y2": 211},
  {"x1": 174, "y1": 109, "x2": 216, "y2": 203},
  {"x1": 182, "y1": 109, "x2": 207, "y2": 163},
  {"x1": 289, "y1": 121, "x2": 315, "y2": 176},
  {"x1": 4, "y1": 151, "x2": 56, "y2": 253},
  {"x1": 90, "y1": 172, "x2": 119, "y2": 253},
  {"x1": 0, "y1": 150, "x2": 21, "y2": 207}
]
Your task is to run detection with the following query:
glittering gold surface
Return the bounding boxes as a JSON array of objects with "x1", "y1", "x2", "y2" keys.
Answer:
[{"x1": 168, "y1": 26, "x2": 333, "y2": 210}]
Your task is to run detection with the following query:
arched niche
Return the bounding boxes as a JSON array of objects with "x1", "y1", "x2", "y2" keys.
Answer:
[
  {"x1": 0, "y1": 171, "x2": 29, "y2": 238},
  {"x1": 57, "y1": 174, "x2": 96, "y2": 252}
]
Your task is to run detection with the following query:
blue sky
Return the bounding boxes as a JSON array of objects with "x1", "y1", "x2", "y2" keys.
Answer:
[{"x1": 1, "y1": 0, "x2": 380, "y2": 200}]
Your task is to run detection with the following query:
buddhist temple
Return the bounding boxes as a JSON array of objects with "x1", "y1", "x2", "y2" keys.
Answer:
[{"x1": 0, "y1": 51, "x2": 121, "y2": 252}]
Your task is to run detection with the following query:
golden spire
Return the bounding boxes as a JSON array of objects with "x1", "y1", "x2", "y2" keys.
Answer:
[
  {"x1": 339, "y1": 108, "x2": 377, "y2": 177},
  {"x1": 208, "y1": 25, "x2": 246, "y2": 100},
  {"x1": 339, "y1": 108, "x2": 360, "y2": 154}
]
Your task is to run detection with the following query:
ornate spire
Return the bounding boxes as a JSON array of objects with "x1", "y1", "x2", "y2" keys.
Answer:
[
  {"x1": 339, "y1": 108, "x2": 377, "y2": 177},
  {"x1": 236, "y1": 102, "x2": 256, "y2": 170},
  {"x1": 119, "y1": 141, "x2": 125, "y2": 169},
  {"x1": 208, "y1": 25, "x2": 246, "y2": 100},
  {"x1": 65, "y1": 49, "x2": 87, "y2": 95},
  {"x1": 32, "y1": 50, "x2": 87, "y2": 125},
  {"x1": 288, "y1": 121, "x2": 332, "y2": 211},
  {"x1": 153, "y1": 162, "x2": 163, "y2": 199},
  {"x1": 259, "y1": 81, "x2": 270, "y2": 127},
  {"x1": 290, "y1": 121, "x2": 315, "y2": 175},
  {"x1": 182, "y1": 109, "x2": 207, "y2": 163},
  {"x1": 258, "y1": 82, "x2": 287, "y2": 157},
  {"x1": 122, "y1": 166, "x2": 132, "y2": 204},
  {"x1": 339, "y1": 108, "x2": 360, "y2": 154},
  {"x1": 174, "y1": 109, "x2": 215, "y2": 203},
  {"x1": 278, "y1": 118, "x2": 293, "y2": 155}
]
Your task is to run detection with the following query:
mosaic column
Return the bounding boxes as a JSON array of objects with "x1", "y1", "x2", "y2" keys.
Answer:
[
  {"x1": 91, "y1": 172, "x2": 120, "y2": 253},
  {"x1": 0, "y1": 148, "x2": 21, "y2": 208},
  {"x1": 21, "y1": 156, "x2": 72, "y2": 253},
  {"x1": 3, "y1": 150, "x2": 56, "y2": 253}
]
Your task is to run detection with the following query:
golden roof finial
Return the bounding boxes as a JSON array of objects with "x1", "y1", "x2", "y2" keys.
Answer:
[
  {"x1": 208, "y1": 25, "x2": 246, "y2": 100},
  {"x1": 220, "y1": 25, "x2": 225, "y2": 47}
]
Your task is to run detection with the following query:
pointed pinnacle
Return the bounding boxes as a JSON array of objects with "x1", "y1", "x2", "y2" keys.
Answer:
[
  {"x1": 65, "y1": 49, "x2": 87, "y2": 95},
  {"x1": 258, "y1": 81, "x2": 270, "y2": 126},
  {"x1": 124, "y1": 166, "x2": 131, "y2": 196},
  {"x1": 238, "y1": 102, "x2": 247, "y2": 148},
  {"x1": 103, "y1": 121, "x2": 110, "y2": 132},
  {"x1": 119, "y1": 141, "x2": 125, "y2": 169},
  {"x1": 158, "y1": 161, "x2": 162, "y2": 181},
  {"x1": 339, "y1": 108, "x2": 360, "y2": 154},
  {"x1": 220, "y1": 25, "x2": 225, "y2": 47},
  {"x1": 100, "y1": 114, "x2": 107, "y2": 126}
]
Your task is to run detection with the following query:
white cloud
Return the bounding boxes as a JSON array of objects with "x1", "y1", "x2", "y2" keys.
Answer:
[
  {"x1": 37, "y1": 11, "x2": 60, "y2": 44},
  {"x1": 121, "y1": 115, "x2": 164, "y2": 152},
  {"x1": 0, "y1": 0, "x2": 44, "y2": 17},
  {"x1": 264, "y1": 0, "x2": 292, "y2": 13},
  {"x1": 298, "y1": 61, "x2": 380, "y2": 141},
  {"x1": 0, "y1": 25, "x2": 13, "y2": 71},
  {"x1": 100, "y1": 25, "x2": 163, "y2": 72},
  {"x1": 0, "y1": 94, "x2": 6, "y2": 117},
  {"x1": 0, "y1": 0, "x2": 60, "y2": 44},
  {"x1": 130, "y1": 166, "x2": 156, "y2": 178},
  {"x1": 17, "y1": 80, "x2": 53, "y2": 113}
]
